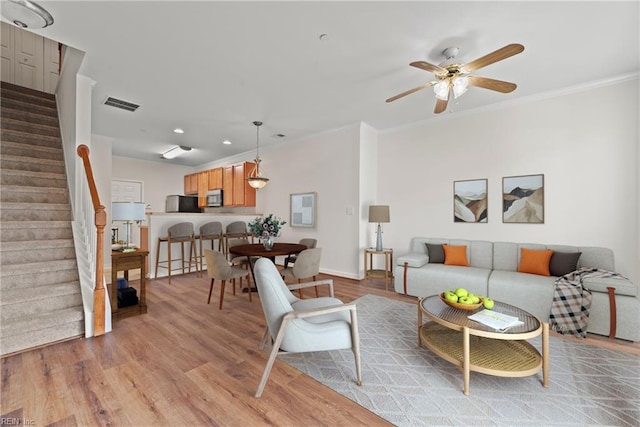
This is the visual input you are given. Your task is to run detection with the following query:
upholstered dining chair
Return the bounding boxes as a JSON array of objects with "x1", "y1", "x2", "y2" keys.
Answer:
[
  {"x1": 203, "y1": 249, "x2": 251, "y2": 309},
  {"x1": 283, "y1": 238, "x2": 317, "y2": 269},
  {"x1": 252, "y1": 258, "x2": 361, "y2": 398},
  {"x1": 280, "y1": 247, "x2": 322, "y2": 298}
]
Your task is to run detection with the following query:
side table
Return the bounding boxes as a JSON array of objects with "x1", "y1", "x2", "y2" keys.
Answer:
[
  {"x1": 364, "y1": 248, "x2": 393, "y2": 290},
  {"x1": 111, "y1": 249, "x2": 148, "y2": 321}
]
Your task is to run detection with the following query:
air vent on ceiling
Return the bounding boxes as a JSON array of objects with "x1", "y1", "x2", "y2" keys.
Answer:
[{"x1": 103, "y1": 96, "x2": 140, "y2": 112}]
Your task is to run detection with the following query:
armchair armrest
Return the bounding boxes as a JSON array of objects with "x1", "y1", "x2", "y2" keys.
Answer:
[
  {"x1": 285, "y1": 302, "x2": 356, "y2": 320},
  {"x1": 286, "y1": 279, "x2": 334, "y2": 297}
]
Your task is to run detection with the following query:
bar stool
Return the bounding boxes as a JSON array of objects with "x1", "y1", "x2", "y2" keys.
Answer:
[
  {"x1": 197, "y1": 221, "x2": 224, "y2": 274},
  {"x1": 224, "y1": 221, "x2": 249, "y2": 256},
  {"x1": 154, "y1": 222, "x2": 198, "y2": 284}
]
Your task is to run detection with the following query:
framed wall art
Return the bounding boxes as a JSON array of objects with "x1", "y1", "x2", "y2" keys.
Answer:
[
  {"x1": 502, "y1": 174, "x2": 544, "y2": 223},
  {"x1": 453, "y1": 179, "x2": 488, "y2": 223},
  {"x1": 290, "y1": 192, "x2": 316, "y2": 227}
]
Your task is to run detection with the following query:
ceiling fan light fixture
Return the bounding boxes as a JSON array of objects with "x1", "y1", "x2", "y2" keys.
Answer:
[
  {"x1": 247, "y1": 121, "x2": 269, "y2": 189},
  {"x1": 434, "y1": 80, "x2": 449, "y2": 100},
  {"x1": 1, "y1": 0, "x2": 54, "y2": 28},
  {"x1": 452, "y1": 76, "x2": 469, "y2": 99}
]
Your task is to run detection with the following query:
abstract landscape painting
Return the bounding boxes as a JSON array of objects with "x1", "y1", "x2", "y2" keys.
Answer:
[
  {"x1": 503, "y1": 174, "x2": 544, "y2": 223},
  {"x1": 454, "y1": 179, "x2": 487, "y2": 223}
]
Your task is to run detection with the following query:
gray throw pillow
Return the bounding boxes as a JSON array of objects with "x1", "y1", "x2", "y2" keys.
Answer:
[
  {"x1": 549, "y1": 251, "x2": 582, "y2": 276},
  {"x1": 425, "y1": 243, "x2": 445, "y2": 264}
]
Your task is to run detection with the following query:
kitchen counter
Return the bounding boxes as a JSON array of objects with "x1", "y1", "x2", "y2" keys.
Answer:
[{"x1": 146, "y1": 212, "x2": 262, "y2": 279}]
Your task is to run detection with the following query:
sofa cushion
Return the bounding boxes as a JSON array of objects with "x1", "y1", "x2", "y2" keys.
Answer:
[
  {"x1": 397, "y1": 253, "x2": 429, "y2": 268},
  {"x1": 425, "y1": 243, "x2": 445, "y2": 263},
  {"x1": 444, "y1": 245, "x2": 469, "y2": 266},
  {"x1": 549, "y1": 251, "x2": 581, "y2": 277},
  {"x1": 583, "y1": 276, "x2": 637, "y2": 297},
  {"x1": 518, "y1": 248, "x2": 553, "y2": 276}
]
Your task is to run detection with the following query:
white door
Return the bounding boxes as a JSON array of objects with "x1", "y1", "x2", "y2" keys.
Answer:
[
  {"x1": 14, "y1": 26, "x2": 44, "y2": 91},
  {"x1": 1, "y1": 23, "x2": 15, "y2": 84}
]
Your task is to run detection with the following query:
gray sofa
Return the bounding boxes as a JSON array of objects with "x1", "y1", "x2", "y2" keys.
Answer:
[{"x1": 394, "y1": 237, "x2": 640, "y2": 342}]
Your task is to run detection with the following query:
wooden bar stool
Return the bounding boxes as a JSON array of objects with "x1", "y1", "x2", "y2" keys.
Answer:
[
  {"x1": 197, "y1": 221, "x2": 224, "y2": 275},
  {"x1": 154, "y1": 222, "x2": 198, "y2": 284}
]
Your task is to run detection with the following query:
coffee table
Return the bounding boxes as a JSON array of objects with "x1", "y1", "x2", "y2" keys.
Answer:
[{"x1": 418, "y1": 295, "x2": 549, "y2": 395}]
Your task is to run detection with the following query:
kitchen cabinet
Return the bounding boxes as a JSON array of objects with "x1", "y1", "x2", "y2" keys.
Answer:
[
  {"x1": 223, "y1": 162, "x2": 256, "y2": 207},
  {"x1": 184, "y1": 173, "x2": 198, "y2": 195},
  {"x1": 197, "y1": 171, "x2": 208, "y2": 208},
  {"x1": 208, "y1": 167, "x2": 223, "y2": 190}
]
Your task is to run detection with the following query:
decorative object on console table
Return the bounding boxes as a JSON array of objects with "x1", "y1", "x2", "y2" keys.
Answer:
[
  {"x1": 364, "y1": 248, "x2": 393, "y2": 291},
  {"x1": 112, "y1": 201, "x2": 146, "y2": 251},
  {"x1": 368, "y1": 205, "x2": 390, "y2": 251},
  {"x1": 503, "y1": 174, "x2": 544, "y2": 223},
  {"x1": 453, "y1": 179, "x2": 487, "y2": 223},
  {"x1": 111, "y1": 249, "x2": 148, "y2": 321}
]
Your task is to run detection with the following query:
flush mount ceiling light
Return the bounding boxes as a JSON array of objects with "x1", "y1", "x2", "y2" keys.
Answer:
[
  {"x1": 246, "y1": 121, "x2": 269, "y2": 189},
  {"x1": 1, "y1": 0, "x2": 54, "y2": 29},
  {"x1": 161, "y1": 145, "x2": 191, "y2": 160},
  {"x1": 173, "y1": 128, "x2": 184, "y2": 134}
]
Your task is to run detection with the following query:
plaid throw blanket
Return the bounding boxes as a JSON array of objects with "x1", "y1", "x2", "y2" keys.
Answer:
[{"x1": 550, "y1": 268, "x2": 627, "y2": 338}]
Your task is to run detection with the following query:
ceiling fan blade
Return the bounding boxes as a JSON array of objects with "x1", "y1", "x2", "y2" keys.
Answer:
[
  {"x1": 410, "y1": 61, "x2": 447, "y2": 74},
  {"x1": 468, "y1": 76, "x2": 517, "y2": 93},
  {"x1": 462, "y1": 43, "x2": 524, "y2": 72},
  {"x1": 434, "y1": 97, "x2": 448, "y2": 114},
  {"x1": 386, "y1": 82, "x2": 435, "y2": 103}
]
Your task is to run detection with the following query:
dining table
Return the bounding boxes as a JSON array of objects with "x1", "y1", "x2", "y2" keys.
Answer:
[{"x1": 228, "y1": 242, "x2": 307, "y2": 289}]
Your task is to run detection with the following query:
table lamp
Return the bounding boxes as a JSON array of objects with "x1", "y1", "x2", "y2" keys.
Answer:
[
  {"x1": 369, "y1": 205, "x2": 390, "y2": 251},
  {"x1": 112, "y1": 202, "x2": 146, "y2": 250}
]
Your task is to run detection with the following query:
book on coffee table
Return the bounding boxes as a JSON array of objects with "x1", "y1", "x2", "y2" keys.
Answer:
[{"x1": 468, "y1": 309, "x2": 524, "y2": 331}]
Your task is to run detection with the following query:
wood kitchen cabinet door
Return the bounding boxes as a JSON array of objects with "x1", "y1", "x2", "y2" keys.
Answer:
[
  {"x1": 184, "y1": 173, "x2": 198, "y2": 195},
  {"x1": 222, "y1": 166, "x2": 234, "y2": 206},
  {"x1": 208, "y1": 167, "x2": 223, "y2": 190},
  {"x1": 197, "y1": 171, "x2": 208, "y2": 207},
  {"x1": 221, "y1": 162, "x2": 256, "y2": 207}
]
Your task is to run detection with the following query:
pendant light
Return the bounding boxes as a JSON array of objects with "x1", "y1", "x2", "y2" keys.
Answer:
[{"x1": 246, "y1": 121, "x2": 269, "y2": 189}]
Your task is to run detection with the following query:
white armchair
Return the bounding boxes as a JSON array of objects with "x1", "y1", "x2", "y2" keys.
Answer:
[{"x1": 252, "y1": 258, "x2": 362, "y2": 398}]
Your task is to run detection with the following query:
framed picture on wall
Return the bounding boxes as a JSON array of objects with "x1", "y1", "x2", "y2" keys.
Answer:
[
  {"x1": 502, "y1": 174, "x2": 544, "y2": 223},
  {"x1": 454, "y1": 179, "x2": 488, "y2": 223},
  {"x1": 290, "y1": 192, "x2": 316, "y2": 227}
]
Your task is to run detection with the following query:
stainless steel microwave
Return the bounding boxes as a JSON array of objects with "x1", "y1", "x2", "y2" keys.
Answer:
[{"x1": 206, "y1": 189, "x2": 223, "y2": 207}]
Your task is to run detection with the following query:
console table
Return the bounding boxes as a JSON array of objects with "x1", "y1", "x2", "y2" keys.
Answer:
[{"x1": 111, "y1": 249, "x2": 148, "y2": 321}]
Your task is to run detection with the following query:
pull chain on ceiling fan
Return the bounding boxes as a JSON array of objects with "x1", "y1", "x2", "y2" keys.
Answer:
[{"x1": 386, "y1": 43, "x2": 524, "y2": 114}]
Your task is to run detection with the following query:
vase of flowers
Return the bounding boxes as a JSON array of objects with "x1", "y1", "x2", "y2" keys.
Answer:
[{"x1": 248, "y1": 214, "x2": 286, "y2": 251}]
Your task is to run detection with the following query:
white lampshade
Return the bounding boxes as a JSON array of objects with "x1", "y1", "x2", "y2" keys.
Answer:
[
  {"x1": 434, "y1": 80, "x2": 449, "y2": 101},
  {"x1": 453, "y1": 76, "x2": 469, "y2": 99},
  {"x1": 112, "y1": 202, "x2": 146, "y2": 222}
]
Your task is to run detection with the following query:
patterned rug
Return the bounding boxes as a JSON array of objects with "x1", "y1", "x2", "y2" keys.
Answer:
[{"x1": 280, "y1": 294, "x2": 640, "y2": 426}]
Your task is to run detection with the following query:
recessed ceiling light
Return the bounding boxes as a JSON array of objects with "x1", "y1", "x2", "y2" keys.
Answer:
[
  {"x1": 173, "y1": 128, "x2": 184, "y2": 134},
  {"x1": 223, "y1": 140, "x2": 231, "y2": 145}
]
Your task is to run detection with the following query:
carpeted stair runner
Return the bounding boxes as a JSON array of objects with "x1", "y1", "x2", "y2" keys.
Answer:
[{"x1": 0, "y1": 81, "x2": 84, "y2": 356}]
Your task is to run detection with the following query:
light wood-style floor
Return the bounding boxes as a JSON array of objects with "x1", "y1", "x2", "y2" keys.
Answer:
[{"x1": 2, "y1": 270, "x2": 638, "y2": 426}]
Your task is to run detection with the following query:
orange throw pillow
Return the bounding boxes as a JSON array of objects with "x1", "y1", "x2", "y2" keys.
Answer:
[
  {"x1": 518, "y1": 248, "x2": 554, "y2": 276},
  {"x1": 443, "y1": 245, "x2": 469, "y2": 267}
]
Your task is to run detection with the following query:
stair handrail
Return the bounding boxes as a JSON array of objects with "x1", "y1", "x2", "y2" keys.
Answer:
[{"x1": 76, "y1": 144, "x2": 106, "y2": 336}]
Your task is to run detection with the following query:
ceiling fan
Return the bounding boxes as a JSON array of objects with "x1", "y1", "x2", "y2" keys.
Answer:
[{"x1": 386, "y1": 43, "x2": 524, "y2": 114}]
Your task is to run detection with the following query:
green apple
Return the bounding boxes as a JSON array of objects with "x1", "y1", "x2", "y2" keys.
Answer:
[
  {"x1": 468, "y1": 294, "x2": 480, "y2": 304},
  {"x1": 458, "y1": 296, "x2": 474, "y2": 305},
  {"x1": 443, "y1": 290, "x2": 458, "y2": 303},
  {"x1": 483, "y1": 298, "x2": 495, "y2": 310},
  {"x1": 454, "y1": 287, "x2": 468, "y2": 298}
]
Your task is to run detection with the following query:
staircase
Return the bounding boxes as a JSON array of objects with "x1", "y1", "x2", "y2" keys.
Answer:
[{"x1": 0, "y1": 81, "x2": 84, "y2": 356}]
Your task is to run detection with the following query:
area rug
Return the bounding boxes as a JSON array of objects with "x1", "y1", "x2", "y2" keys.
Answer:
[{"x1": 280, "y1": 294, "x2": 640, "y2": 426}]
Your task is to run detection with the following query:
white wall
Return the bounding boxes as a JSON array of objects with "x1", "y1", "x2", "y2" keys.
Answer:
[
  {"x1": 112, "y1": 155, "x2": 193, "y2": 214},
  {"x1": 378, "y1": 78, "x2": 639, "y2": 284},
  {"x1": 255, "y1": 124, "x2": 362, "y2": 278}
]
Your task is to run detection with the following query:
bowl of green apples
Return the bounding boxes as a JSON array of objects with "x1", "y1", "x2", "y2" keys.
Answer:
[{"x1": 440, "y1": 288, "x2": 484, "y2": 311}]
